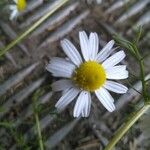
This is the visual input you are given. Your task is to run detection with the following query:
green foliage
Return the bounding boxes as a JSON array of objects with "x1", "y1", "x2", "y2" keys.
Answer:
[
  {"x1": 113, "y1": 35, "x2": 137, "y2": 58},
  {"x1": 0, "y1": 0, "x2": 9, "y2": 7},
  {"x1": 133, "y1": 26, "x2": 143, "y2": 44},
  {"x1": 0, "y1": 107, "x2": 5, "y2": 112},
  {"x1": 113, "y1": 29, "x2": 149, "y2": 100},
  {"x1": 32, "y1": 89, "x2": 45, "y2": 150},
  {"x1": 105, "y1": 28, "x2": 150, "y2": 150},
  {"x1": 113, "y1": 27, "x2": 143, "y2": 60},
  {"x1": 0, "y1": 121, "x2": 30, "y2": 149}
]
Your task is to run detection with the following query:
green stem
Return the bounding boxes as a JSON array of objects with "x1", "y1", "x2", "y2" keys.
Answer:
[
  {"x1": 32, "y1": 90, "x2": 44, "y2": 150},
  {"x1": 104, "y1": 104, "x2": 150, "y2": 150},
  {"x1": 35, "y1": 110, "x2": 44, "y2": 150},
  {"x1": 0, "y1": 0, "x2": 68, "y2": 56},
  {"x1": 132, "y1": 45, "x2": 146, "y2": 98},
  {"x1": 139, "y1": 59, "x2": 146, "y2": 98}
]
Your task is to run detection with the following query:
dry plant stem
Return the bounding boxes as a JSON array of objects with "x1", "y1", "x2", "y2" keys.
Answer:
[
  {"x1": 104, "y1": 104, "x2": 150, "y2": 150},
  {"x1": 0, "y1": 0, "x2": 69, "y2": 57}
]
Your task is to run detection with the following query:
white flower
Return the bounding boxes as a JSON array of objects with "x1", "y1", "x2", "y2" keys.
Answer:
[
  {"x1": 46, "y1": 31, "x2": 128, "y2": 117},
  {"x1": 9, "y1": 0, "x2": 26, "y2": 20}
]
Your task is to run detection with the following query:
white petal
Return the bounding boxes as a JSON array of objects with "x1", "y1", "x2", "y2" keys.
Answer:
[
  {"x1": 51, "y1": 79, "x2": 74, "y2": 91},
  {"x1": 55, "y1": 88, "x2": 79, "y2": 110},
  {"x1": 13, "y1": 0, "x2": 17, "y2": 3},
  {"x1": 89, "y1": 32, "x2": 99, "y2": 60},
  {"x1": 82, "y1": 92, "x2": 91, "y2": 117},
  {"x1": 61, "y1": 39, "x2": 82, "y2": 66},
  {"x1": 95, "y1": 87, "x2": 115, "y2": 112},
  {"x1": 96, "y1": 40, "x2": 115, "y2": 62},
  {"x1": 62, "y1": 89, "x2": 69, "y2": 95},
  {"x1": 79, "y1": 31, "x2": 90, "y2": 61},
  {"x1": 106, "y1": 65, "x2": 128, "y2": 80},
  {"x1": 102, "y1": 50, "x2": 126, "y2": 69},
  {"x1": 73, "y1": 91, "x2": 90, "y2": 117},
  {"x1": 46, "y1": 57, "x2": 75, "y2": 78},
  {"x1": 9, "y1": 5, "x2": 17, "y2": 10},
  {"x1": 73, "y1": 93, "x2": 85, "y2": 117},
  {"x1": 10, "y1": 10, "x2": 18, "y2": 20},
  {"x1": 104, "y1": 80, "x2": 128, "y2": 94}
]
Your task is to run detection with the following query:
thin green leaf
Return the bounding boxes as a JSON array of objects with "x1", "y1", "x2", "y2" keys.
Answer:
[{"x1": 113, "y1": 34, "x2": 137, "y2": 58}]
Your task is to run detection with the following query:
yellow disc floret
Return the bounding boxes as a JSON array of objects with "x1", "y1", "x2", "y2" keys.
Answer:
[
  {"x1": 17, "y1": 0, "x2": 26, "y2": 12},
  {"x1": 72, "y1": 61, "x2": 106, "y2": 91}
]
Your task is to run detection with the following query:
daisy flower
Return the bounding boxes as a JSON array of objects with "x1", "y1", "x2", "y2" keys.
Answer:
[
  {"x1": 9, "y1": 0, "x2": 26, "y2": 20},
  {"x1": 46, "y1": 31, "x2": 128, "y2": 117}
]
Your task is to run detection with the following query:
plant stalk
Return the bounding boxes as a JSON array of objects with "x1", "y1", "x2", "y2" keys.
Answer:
[
  {"x1": 35, "y1": 111, "x2": 44, "y2": 150},
  {"x1": 104, "y1": 104, "x2": 150, "y2": 150},
  {"x1": 139, "y1": 59, "x2": 146, "y2": 98},
  {"x1": 32, "y1": 90, "x2": 45, "y2": 150},
  {"x1": 133, "y1": 45, "x2": 147, "y2": 98}
]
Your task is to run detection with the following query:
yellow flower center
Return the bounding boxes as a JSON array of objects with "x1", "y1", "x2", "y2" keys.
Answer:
[
  {"x1": 17, "y1": 0, "x2": 26, "y2": 12},
  {"x1": 72, "y1": 61, "x2": 106, "y2": 92}
]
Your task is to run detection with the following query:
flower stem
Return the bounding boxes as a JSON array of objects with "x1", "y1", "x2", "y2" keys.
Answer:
[
  {"x1": 139, "y1": 59, "x2": 146, "y2": 98},
  {"x1": 35, "y1": 110, "x2": 44, "y2": 150},
  {"x1": 133, "y1": 46, "x2": 147, "y2": 98},
  {"x1": 32, "y1": 90, "x2": 44, "y2": 150},
  {"x1": 0, "y1": 0, "x2": 68, "y2": 57},
  {"x1": 104, "y1": 104, "x2": 150, "y2": 150}
]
